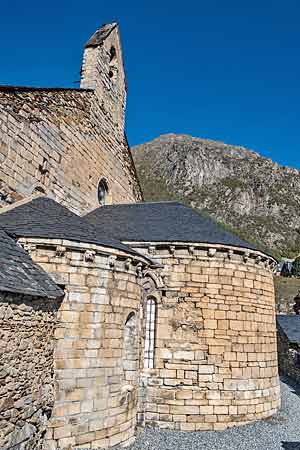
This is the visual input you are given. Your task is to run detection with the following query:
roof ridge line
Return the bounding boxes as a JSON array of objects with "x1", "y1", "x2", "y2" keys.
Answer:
[
  {"x1": 0, "y1": 192, "x2": 46, "y2": 215},
  {"x1": 85, "y1": 22, "x2": 118, "y2": 48},
  {"x1": 100, "y1": 201, "x2": 182, "y2": 208}
]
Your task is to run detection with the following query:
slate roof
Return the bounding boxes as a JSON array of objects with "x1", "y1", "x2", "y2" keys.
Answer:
[
  {"x1": 85, "y1": 23, "x2": 118, "y2": 48},
  {"x1": 277, "y1": 315, "x2": 300, "y2": 344},
  {"x1": 0, "y1": 197, "x2": 144, "y2": 257},
  {"x1": 0, "y1": 228, "x2": 63, "y2": 298},
  {"x1": 85, "y1": 202, "x2": 258, "y2": 250},
  {"x1": 0, "y1": 86, "x2": 92, "y2": 93}
]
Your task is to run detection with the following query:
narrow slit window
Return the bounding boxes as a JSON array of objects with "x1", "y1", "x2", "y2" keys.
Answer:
[
  {"x1": 123, "y1": 312, "x2": 138, "y2": 383},
  {"x1": 144, "y1": 297, "x2": 156, "y2": 369}
]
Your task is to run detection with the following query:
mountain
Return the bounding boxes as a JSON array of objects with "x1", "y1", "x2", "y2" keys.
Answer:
[{"x1": 132, "y1": 134, "x2": 300, "y2": 259}]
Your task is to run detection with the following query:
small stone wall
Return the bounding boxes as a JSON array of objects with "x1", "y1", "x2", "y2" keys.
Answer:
[
  {"x1": 23, "y1": 237, "x2": 148, "y2": 449},
  {"x1": 274, "y1": 277, "x2": 300, "y2": 313},
  {"x1": 0, "y1": 293, "x2": 62, "y2": 450},
  {"x1": 277, "y1": 323, "x2": 300, "y2": 383},
  {"x1": 135, "y1": 243, "x2": 281, "y2": 431}
]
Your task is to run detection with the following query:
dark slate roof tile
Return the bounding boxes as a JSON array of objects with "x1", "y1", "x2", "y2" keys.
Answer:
[
  {"x1": 0, "y1": 197, "x2": 145, "y2": 258},
  {"x1": 0, "y1": 86, "x2": 92, "y2": 93},
  {"x1": 0, "y1": 228, "x2": 63, "y2": 298},
  {"x1": 277, "y1": 315, "x2": 300, "y2": 344},
  {"x1": 85, "y1": 201, "x2": 257, "y2": 250}
]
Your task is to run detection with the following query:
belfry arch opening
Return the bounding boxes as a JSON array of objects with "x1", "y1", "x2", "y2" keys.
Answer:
[{"x1": 97, "y1": 178, "x2": 109, "y2": 206}]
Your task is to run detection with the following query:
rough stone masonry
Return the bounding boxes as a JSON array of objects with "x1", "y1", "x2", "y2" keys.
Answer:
[
  {"x1": 0, "y1": 293, "x2": 62, "y2": 450},
  {"x1": 136, "y1": 244, "x2": 280, "y2": 431}
]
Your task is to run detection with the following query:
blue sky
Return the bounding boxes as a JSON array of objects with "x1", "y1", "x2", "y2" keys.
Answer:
[{"x1": 0, "y1": 0, "x2": 299, "y2": 168}]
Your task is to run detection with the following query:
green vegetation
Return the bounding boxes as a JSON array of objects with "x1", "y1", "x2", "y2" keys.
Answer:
[{"x1": 222, "y1": 178, "x2": 248, "y2": 190}]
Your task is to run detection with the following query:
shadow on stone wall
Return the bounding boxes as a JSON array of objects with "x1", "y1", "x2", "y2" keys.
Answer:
[
  {"x1": 0, "y1": 293, "x2": 63, "y2": 450},
  {"x1": 280, "y1": 375, "x2": 300, "y2": 399},
  {"x1": 281, "y1": 442, "x2": 300, "y2": 450}
]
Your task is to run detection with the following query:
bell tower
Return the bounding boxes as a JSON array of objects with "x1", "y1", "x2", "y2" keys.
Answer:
[{"x1": 80, "y1": 23, "x2": 127, "y2": 136}]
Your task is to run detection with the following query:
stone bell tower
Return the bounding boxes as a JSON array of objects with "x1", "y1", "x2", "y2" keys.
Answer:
[
  {"x1": 80, "y1": 23, "x2": 127, "y2": 137},
  {"x1": 0, "y1": 22, "x2": 142, "y2": 214}
]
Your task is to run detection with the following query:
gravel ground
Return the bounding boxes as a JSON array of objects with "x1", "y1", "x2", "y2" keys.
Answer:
[{"x1": 121, "y1": 378, "x2": 300, "y2": 450}]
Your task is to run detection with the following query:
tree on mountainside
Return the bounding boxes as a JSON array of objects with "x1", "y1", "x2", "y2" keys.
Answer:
[
  {"x1": 281, "y1": 262, "x2": 291, "y2": 277},
  {"x1": 292, "y1": 257, "x2": 300, "y2": 277}
]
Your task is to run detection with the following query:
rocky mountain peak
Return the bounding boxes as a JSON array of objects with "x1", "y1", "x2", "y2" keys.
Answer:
[{"x1": 132, "y1": 134, "x2": 300, "y2": 258}]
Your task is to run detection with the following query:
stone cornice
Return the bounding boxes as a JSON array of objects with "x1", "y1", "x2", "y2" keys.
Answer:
[
  {"x1": 17, "y1": 237, "x2": 151, "y2": 275},
  {"x1": 124, "y1": 241, "x2": 277, "y2": 272}
]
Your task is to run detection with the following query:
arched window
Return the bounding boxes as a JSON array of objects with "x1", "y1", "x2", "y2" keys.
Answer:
[
  {"x1": 144, "y1": 297, "x2": 156, "y2": 369},
  {"x1": 109, "y1": 46, "x2": 116, "y2": 62},
  {"x1": 108, "y1": 46, "x2": 117, "y2": 82},
  {"x1": 32, "y1": 186, "x2": 46, "y2": 195},
  {"x1": 98, "y1": 178, "x2": 109, "y2": 205},
  {"x1": 123, "y1": 312, "x2": 138, "y2": 382}
]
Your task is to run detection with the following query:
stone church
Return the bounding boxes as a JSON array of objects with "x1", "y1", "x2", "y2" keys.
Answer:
[{"x1": 0, "y1": 23, "x2": 280, "y2": 450}]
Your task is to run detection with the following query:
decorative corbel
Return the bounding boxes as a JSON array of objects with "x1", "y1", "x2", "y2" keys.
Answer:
[
  {"x1": 255, "y1": 255, "x2": 262, "y2": 264},
  {"x1": 22, "y1": 243, "x2": 37, "y2": 253},
  {"x1": 108, "y1": 255, "x2": 117, "y2": 268},
  {"x1": 243, "y1": 250, "x2": 250, "y2": 263},
  {"x1": 227, "y1": 249, "x2": 233, "y2": 259},
  {"x1": 271, "y1": 261, "x2": 277, "y2": 271},
  {"x1": 84, "y1": 249, "x2": 96, "y2": 262},
  {"x1": 263, "y1": 258, "x2": 269, "y2": 268},
  {"x1": 208, "y1": 248, "x2": 217, "y2": 257},
  {"x1": 136, "y1": 262, "x2": 143, "y2": 278},
  {"x1": 125, "y1": 258, "x2": 132, "y2": 270},
  {"x1": 169, "y1": 245, "x2": 175, "y2": 255},
  {"x1": 55, "y1": 245, "x2": 66, "y2": 257},
  {"x1": 148, "y1": 245, "x2": 156, "y2": 255},
  {"x1": 188, "y1": 246, "x2": 195, "y2": 256}
]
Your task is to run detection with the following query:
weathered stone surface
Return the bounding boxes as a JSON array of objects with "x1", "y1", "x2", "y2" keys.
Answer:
[
  {"x1": 25, "y1": 238, "x2": 147, "y2": 450},
  {"x1": 137, "y1": 244, "x2": 280, "y2": 431},
  {"x1": 0, "y1": 293, "x2": 61, "y2": 449}
]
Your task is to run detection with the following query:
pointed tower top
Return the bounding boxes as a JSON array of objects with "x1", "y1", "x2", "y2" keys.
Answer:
[{"x1": 85, "y1": 22, "x2": 118, "y2": 48}]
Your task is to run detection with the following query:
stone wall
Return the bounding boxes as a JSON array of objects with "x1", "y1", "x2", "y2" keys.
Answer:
[
  {"x1": 22, "y1": 237, "x2": 149, "y2": 449},
  {"x1": 0, "y1": 25, "x2": 142, "y2": 215},
  {"x1": 0, "y1": 292, "x2": 62, "y2": 450},
  {"x1": 134, "y1": 243, "x2": 280, "y2": 431},
  {"x1": 277, "y1": 322, "x2": 300, "y2": 383},
  {"x1": 274, "y1": 277, "x2": 300, "y2": 313}
]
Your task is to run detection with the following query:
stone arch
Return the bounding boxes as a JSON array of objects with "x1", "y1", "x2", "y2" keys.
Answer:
[
  {"x1": 31, "y1": 184, "x2": 46, "y2": 196},
  {"x1": 139, "y1": 270, "x2": 162, "y2": 371},
  {"x1": 141, "y1": 269, "x2": 164, "y2": 299},
  {"x1": 109, "y1": 45, "x2": 117, "y2": 62}
]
